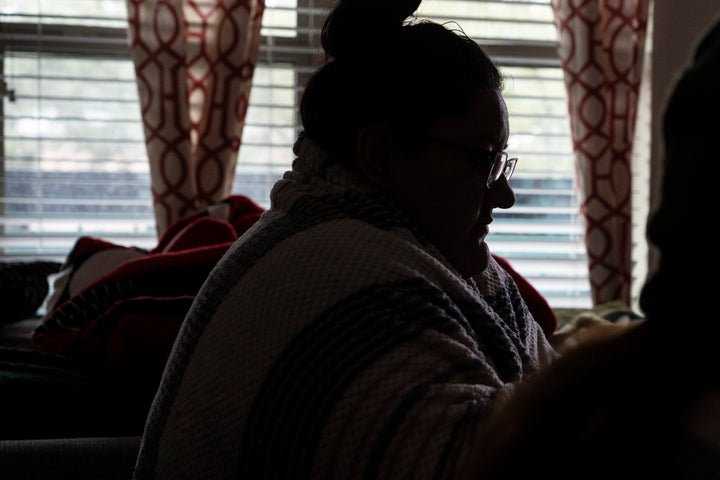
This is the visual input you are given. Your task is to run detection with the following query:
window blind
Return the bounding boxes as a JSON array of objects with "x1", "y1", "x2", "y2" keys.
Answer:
[{"x1": 0, "y1": 0, "x2": 591, "y2": 308}]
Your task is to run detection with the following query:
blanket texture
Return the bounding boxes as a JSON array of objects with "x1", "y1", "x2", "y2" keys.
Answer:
[{"x1": 134, "y1": 136, "x2": 557, "y2": 480}]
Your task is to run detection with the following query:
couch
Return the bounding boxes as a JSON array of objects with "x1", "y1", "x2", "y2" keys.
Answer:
[{"x1": 0, "y1": 316, "x2": 147, "y2": 478}]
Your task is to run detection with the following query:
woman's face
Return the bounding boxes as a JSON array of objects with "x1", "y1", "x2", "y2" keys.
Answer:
[{"x1": 385, "y1": 90, "x2": 515, "y2": 277}]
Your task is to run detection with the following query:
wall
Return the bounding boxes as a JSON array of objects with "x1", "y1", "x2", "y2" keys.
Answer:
[{"x1": 645, "y1": 0, "x2": 720, "y2": 279}]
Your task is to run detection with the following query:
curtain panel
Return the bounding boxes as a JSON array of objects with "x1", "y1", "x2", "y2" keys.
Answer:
[
  {"x1": 126, "y1": 0, "x2": 265, "y2": 236},
  {"x1": 552, "y1": 0, "x2": 649, "y2": 306}
]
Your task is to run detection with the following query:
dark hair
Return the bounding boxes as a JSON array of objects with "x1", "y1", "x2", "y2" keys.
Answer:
[
  {"x1": 299, "y1": 0, "x2": 503, "y2": 159},
  {"x1": 638, "y1": 17, "x2": 720, "y2": 323},
  {"x1": 458, "y1": 322, "x2": 720, "y2": 480}
]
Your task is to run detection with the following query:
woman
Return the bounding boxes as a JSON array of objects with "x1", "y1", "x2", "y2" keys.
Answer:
[{"x1": 133, "y1": 0, "x2": 556, "y2": 478}]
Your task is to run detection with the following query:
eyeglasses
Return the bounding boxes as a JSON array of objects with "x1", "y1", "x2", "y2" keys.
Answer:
[{"x1": 428, "y1": 137, "x2": 518, "y2": 189}]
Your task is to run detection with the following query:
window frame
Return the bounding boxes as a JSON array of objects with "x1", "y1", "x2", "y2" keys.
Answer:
[{"x1": 0, "y1": 0, "x2": 592, "y2": 308}]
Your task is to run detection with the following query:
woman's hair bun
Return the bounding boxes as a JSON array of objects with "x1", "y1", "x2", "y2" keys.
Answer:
[{"x1": 321, "y1": 0, "x2": 422, "y2": 59}]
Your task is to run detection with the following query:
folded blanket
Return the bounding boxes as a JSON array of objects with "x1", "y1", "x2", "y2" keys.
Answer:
[
  {"x1": 32, "y1": 195, "x2": 265, "y2": 378},
  {"x1": 135, "y1": 136, "x2": 557, "y2": 480}
]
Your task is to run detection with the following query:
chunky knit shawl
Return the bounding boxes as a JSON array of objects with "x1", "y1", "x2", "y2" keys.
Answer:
[{"x1": 134, "y1": 135, "x2": 557, "y2": 480}]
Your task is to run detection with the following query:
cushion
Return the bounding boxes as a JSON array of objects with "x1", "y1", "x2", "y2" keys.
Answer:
[{"x1": 0, "y1": 261, "x2": 62, "y2": 324}]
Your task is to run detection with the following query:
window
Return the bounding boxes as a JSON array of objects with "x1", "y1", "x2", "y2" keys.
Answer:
[{"x1": 0, "y1": 0, "x2": 591, "y2": 308}]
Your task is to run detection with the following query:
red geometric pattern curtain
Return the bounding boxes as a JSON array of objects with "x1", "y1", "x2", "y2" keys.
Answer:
[
  {"x1": 126, "y1": 0, "x2": 265, "y2": 236},
  {"x1": 551, "y1": 0, "x2": 649, "y2": 306}
]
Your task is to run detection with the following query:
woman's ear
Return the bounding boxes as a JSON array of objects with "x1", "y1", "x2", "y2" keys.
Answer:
[{"x1": 355, "y1": 123, "x2": 394, "y2": 188}]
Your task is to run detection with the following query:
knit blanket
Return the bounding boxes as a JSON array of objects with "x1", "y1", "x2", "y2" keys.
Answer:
[{"x1": 135, "y1": 136, "x2": 557, "y2": 480}]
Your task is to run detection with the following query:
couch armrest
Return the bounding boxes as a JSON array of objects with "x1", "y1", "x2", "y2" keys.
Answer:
[{"x1": 0, "y1": 436, "x2": 141, "y2": 479}]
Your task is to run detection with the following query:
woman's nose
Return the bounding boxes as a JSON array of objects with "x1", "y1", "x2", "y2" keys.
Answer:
[{"x1": 489, "y1": 175, "x2": 515, "y2": 209}]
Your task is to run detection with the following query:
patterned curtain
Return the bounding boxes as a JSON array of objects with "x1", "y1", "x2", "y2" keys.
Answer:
[
  {"x1": 551, "y1": 0, "x2": 649, "y2": 306},
  {"x1": 126, "y1": 0, "x2": 265, "y2": 236}
]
